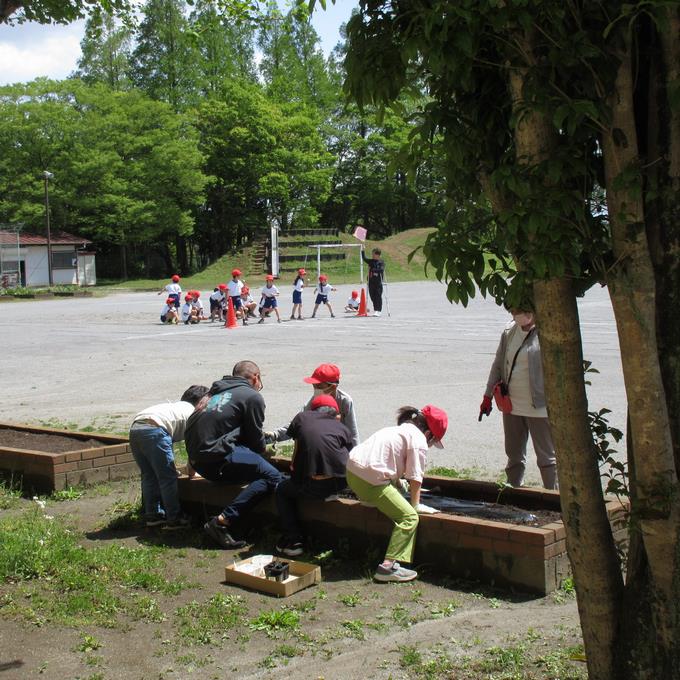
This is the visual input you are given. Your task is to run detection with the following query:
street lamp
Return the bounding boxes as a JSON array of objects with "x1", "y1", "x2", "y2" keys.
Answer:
[{"x1": 43, "y1": 171, "x2": 54, "y2": 287}]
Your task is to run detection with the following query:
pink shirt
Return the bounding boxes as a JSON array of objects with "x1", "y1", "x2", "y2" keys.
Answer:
[{"x1": 346, "y1": 422, "x2": 428, "y2": 486}]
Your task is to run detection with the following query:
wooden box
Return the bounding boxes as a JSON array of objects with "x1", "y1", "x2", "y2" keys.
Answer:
[{"x1": 224, "y1": 555, "x2": 321, "y2": 597}]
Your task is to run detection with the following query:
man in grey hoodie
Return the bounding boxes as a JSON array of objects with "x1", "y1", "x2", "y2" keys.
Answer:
[{"x1": 185, "y1": 360, "x2": 284, "y2": 548}]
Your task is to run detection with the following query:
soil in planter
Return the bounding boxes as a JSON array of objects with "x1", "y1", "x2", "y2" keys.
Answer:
[
  {"x1": 0, "y1": 430, "x2": 109, "y2": 453},
  {"x1": 338, "y1": 489, "x2": 561, "y2": 527}
]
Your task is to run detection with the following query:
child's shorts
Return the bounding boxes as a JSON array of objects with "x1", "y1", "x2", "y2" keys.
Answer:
[
  {"x1": 210, "y1": 299, "x2": 221, "y2": 312},
  {"x1": 262, "y1": 297, "x2": 277, "y2": 309},
  {"x1": 169, "y1": 293, "x2": 180, "y2": 308},
  {"x1": 160, "y1": 314, "x2": 167, "y2": 323},
  {"x1": 292, "y1": 290, "x2": 302, "y2": 304},
  {"x1": 315, "y1": 294, "x2": 329, "y2": 305},
  {"x1": 231, "y1": 295, "x2": 242, "y2": 310}
]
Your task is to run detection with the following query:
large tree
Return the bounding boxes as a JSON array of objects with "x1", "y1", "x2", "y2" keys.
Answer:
[
  {"x1": 0, "y1": 0, "x2": 132, "y2": 24},
  {"x1": 343, "y1": 1, "x2": 680, "y2": 678}
]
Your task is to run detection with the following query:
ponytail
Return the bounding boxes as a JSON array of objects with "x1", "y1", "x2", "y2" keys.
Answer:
[{"x1": 396, "y1": 406, "x2": 429, "y2": 435}]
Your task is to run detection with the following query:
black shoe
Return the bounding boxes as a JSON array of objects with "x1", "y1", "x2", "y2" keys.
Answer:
[
  {"x1": 203, "y1": 517, "x2": 247, "y2": 549},
  {"x1": 257, "y1": 318, "x2": 265, "y2": 324},
  {"x1": 162, "y1": 514, "x2": 191, "y2": 531},
  {"x1": 275, "y1": 538, "x2": 304, "y2": 557}
]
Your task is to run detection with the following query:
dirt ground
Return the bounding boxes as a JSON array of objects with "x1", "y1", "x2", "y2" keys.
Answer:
[
  {"x1": 0, "y1": 480, "x2": 585, "y2": 680},
  {"x1": 0, "y1": 430, "x2": 109, "y2": 453}
]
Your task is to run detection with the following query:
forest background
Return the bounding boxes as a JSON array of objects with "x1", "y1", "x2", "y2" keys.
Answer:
[{"x1": 0, "y1": 0, "x2": 444, "y2": 280}]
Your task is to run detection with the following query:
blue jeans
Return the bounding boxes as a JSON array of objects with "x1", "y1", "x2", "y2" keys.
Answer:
[
  {"x1": 276, "y1": 477, "x2": 346, "y2": 540},
  {"x1": 129, "y1": 424, "x2": 181, "y2": 521},
  {"x1": 192, "y1": 445, "x2": 284, "y2": 522}
]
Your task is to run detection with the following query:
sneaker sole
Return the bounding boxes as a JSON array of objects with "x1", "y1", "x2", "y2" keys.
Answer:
[
  {"x1": 374, "y1": 571, "x2": 418, "y2": 583},
  {"x1": 203, "y1": 522, "x2": 247, "y2": 549}
]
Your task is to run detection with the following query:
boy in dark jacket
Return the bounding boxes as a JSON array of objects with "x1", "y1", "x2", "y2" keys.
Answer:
[
  {"x1": 185, "y1": 360, "x2": 283, "y2": 548},
  {"x1": 361, "y1": 246, "x2": 385, "y2": 316}
]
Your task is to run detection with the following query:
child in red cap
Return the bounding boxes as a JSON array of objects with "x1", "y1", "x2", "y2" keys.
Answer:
[
  {"x1": 344, "y1": 290, "x2": 360, "y2": 313},
  {"x1": 209, "y1": 284, "x2": 227, "y2": 322},
  {"x1": 258, "y1": 274, "x2": 281, "y2": 324},
  {"x1": 291, "y1": 268, "x2": 306, "y2": 320},
  {"x1": 227, "y1": 269, "x2": 245, "y2": 323},
  {"x1": 311, "y1": 274, "x2": 337, "y2": 318},
  {"x1": 158, "y1": 274, "x2": 181, "y2": 309},
  {"x1": 240, "y1": 285, "x2": 258, "y2": 319},
  {"x1": 160, "y1": 297, "x2": 179, "y2": 324},
  {"x1": 346, "y1": 404, "x2": 448, "y2": 583}
]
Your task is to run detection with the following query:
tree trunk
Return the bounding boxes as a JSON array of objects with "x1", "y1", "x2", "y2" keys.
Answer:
[
  {"x1": 507, "y1": 38, "x2": 623, "y2": 680},
  {"x1": 119, "y1": 244, "x2": 128, "y2": 280},
  {"x1": 601, "y1": 31, "x2": 680, "y2": 678}
]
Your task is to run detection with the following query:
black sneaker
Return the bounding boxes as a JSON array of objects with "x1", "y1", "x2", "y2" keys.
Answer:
[
  {"x1": 145, "y1": 514, "x2": 166, "y2": 528},
  {"x1": 257, "y1": 318, "x2": 265, "y2": 324},
  {"x1": 162, "y1": 514, "x2": 191, "y2": 531},
  {"x1": 275, "y1": 538, "x2": 304, "y2": 558},
  {"x1": 203, "y1": 517, "x2": 247, "y2": 549}
]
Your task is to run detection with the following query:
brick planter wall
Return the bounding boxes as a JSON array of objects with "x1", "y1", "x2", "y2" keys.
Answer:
[
  {"x1": 178, "y1": 460, "x2": 629, "y2": 595},
  {"x1": 0, "y1": 422, "x2": 136, "y2": 492}
]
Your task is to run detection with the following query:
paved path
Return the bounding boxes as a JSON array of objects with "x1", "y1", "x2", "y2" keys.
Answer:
[{"x1": 0, "y1": 281, "x2": 625, "y2": 484}]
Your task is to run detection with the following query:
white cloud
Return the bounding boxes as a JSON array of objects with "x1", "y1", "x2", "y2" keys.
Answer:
[{"x1": 0, "y1": 22, "x2": 85, "y2": 86}]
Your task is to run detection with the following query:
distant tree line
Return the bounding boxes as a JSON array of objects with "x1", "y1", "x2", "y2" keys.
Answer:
[{"x1": 0, "y1": 0, "x2": 444, "y2": 278}]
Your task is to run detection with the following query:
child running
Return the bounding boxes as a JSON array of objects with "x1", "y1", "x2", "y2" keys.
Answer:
[
  {"x1": 227, "y1": 269, "x2": 247, "y2": 325},
  {"x1": 158, "y1": 274, "x2": 181, "y2": 308},
  {"x1": 290, "y1": 268, "x2": 306, "y2": 320},
  {"x1": 345, "y1": 290, "x2": 360, "y2": 313},
  {"x1": 311, "y1": 274, "x2": 337, "y2": 318},
  {"x1": 258, "y1": 274, "x2": 281, "y2": 324},
  {"x1": 160, "y1": 297, "x2": 179, "y2": 324}
]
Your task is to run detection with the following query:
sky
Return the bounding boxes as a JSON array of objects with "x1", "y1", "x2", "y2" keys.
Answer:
[{"x1": 0, "y1": 1, "x2": 356, "y2": 86}]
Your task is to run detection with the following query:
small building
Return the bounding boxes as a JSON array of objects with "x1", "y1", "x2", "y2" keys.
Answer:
[{"x1": 0, "y1": 230, "x2": 96, "y2": 288}]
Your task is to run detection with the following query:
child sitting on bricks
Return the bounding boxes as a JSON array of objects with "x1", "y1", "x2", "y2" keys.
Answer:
[
  {"x1": 274, "y1": 394, "x2": 353, "y2": 557},
  {"x1": 129, "y1": 385, "x2": 208, "y2": 530}
]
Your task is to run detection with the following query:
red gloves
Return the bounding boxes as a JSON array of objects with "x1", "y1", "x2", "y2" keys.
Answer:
[{"x1": 479, "y1": 395, "x2": 492, "y2": 421}]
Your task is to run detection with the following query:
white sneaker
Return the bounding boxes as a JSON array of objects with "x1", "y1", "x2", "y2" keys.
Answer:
[
  {"x1": 374, "y1": 561, "x2": 417, "y2": 582},
  {"x1": 373, "y1": 311, "x2": 382, "y2": 317}
]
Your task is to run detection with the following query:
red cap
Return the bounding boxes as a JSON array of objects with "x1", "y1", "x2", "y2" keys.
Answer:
[
  {"x1": 303, "y1": 363, "x2": 340, "y2": 385},
  {"x1": 242, "y1": 286, "x2": 250, "y2": 294},
  {"x1": 192, "y1": 291, "x2": 200, "y2": 298},
  {"x1": 231, "y1": 269, "x2": 241, "y2": 277},
  {"x1": 310, "y1": 394, "x2": 339, "y2": 412},
  {"x1": 351, "y1": 290, "x2": 359, "y2": 298},
  {"x1": 266, "y1": 274, "x2": 274, "y2": 281},
  {"x1": 218, "y1": 283, "x2": 227, "y2": 290},
  {"x1": 319, "y1": 274, "x2": 328, "y2": 282},
  {"x1": 184, "y1": 294, "x2": 192, "y2": 301},
  {"x1": 171, "y1": 274, "x2": 180, "y2": 282},
  {"x1": 421, "y1": 405, "x2": 448, "y2": 448},
  {"x1": 298, "y1": 268, "x2": 306, "y2": 275},
  {"x1": 165, "y1": 297, "x2": 174, "y2": 304}
]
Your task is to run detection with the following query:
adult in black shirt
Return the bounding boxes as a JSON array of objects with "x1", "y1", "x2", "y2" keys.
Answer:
[
  {"x1": 275, "y1": 394, "x2": 352, "y2": 557},
  {"x1": 361, "y1": 246, "x2": 385, "y2": 315},
  {"x1": 185, "y1": 360, "x2": 284, "y2": 549}
]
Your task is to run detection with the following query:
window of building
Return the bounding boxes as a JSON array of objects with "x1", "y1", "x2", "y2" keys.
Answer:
[{"x1": 52, "y1": 250, "x2": 77, "y2": 269}]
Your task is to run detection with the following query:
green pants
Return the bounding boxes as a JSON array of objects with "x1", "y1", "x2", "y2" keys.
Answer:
[{"x1": 346, "y1": 470, "x2": 419, "y2": 564}]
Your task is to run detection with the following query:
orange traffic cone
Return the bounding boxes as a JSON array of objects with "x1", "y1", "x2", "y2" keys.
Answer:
[
  {"x1": 357, "y1": 288, "x2": 368, "y2": 317},
  {"x1": 224, "y1": 296, "x2": 239, "y2": 329}
]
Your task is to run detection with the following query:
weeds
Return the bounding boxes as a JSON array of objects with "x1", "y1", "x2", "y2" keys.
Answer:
[
  {"x1": 175, "y1": 594, "x2": 247, "y2": 645},
  {"x1": 341, "y1": 619, "x2": 366, "y2": 640},
  {"x1": 77, "y1": 634, "x2": 102, "y2": 653},
  {"x1": 0, "y1": 475, "x2": 23, "y2": 509},
  {"x1": 249, "y1": 608, "x2": 300, "y2": 635},
  {"x1": 338, "y1": 591, "x2": 361, "y2": 607},
  {"x1": 51, "y1": 487, "x2": 84, "y2": 501}
]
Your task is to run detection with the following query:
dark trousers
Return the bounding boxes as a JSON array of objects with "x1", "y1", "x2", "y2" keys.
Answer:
[
  {"x1": 192, "y1": 445, "x2": 284, "y2": 522},
  {"x1": 368, "y1": 277, "x2": 383, "y2": 312},
  {"x1": 276, "y1": 477, "x2": 346, "y2": 539}
]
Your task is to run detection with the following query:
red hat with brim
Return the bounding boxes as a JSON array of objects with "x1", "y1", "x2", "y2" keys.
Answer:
[
  {"x1": 165, "y1": 297, "x2": 175, "y2": 304},
  {"x1": 218, "y1": 283, "x2": 227, "y2": 290},
  {"x1": 310, "y1": 394, "x2": 339, "y2": 412},
  {"x1": 303, "y1": 363, "x2": 340, "y2": 385},
  {"x1": 232, "y1": 269, "x2": 241, "y2": 277},
  {"x1": 266, "y1": 275, "x2": 274, "y2": 281},
  {"x1": 242, "y1": 286, "x2": 250, "y2": 294},
  {"x1": 172, "y1": 274, "x2": 180, "y2": 282},
  {"x1": 421, "y1": 404, "x2": 448, "y2": 448}
]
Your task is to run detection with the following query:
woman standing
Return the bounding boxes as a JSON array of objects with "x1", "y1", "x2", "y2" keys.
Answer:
[
  {"x1": 346, "y1": 404, "x2": 448, "y2": 583},
  {"x1": 479, "y1": 308, "x2": 557, "y2": 489}
]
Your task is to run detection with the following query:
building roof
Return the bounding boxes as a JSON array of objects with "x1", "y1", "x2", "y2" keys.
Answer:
[{"x1": 0, "y1": 230, "x2": 92, "y2": 246}]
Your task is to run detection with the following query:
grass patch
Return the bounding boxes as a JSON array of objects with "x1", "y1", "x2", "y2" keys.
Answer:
[
  {"x1": 175, "y1": 593, "x2": 248, "y2": 645},
  {"x1": 427, "y1": 465, "x2": 484, "y2": 480},
  {"x1": 398, "y1": 645, "x2": 454, "y2": 679},
  {"x1": 341, "y1": 619, "x2": 366, "y2": 640},
  {"x1": 337, "y1": 591, "x2": 361, "y2": 607},
  {"x1": 0, "y1": 508, "x2": 193, "y2": 627},
  {"x1": 104, "y1": 499, "x2": 143, "y2": 530},
  {"x1": 50, "y1": 487, "x2": 85, "y2": 502},
  {"x1": 0, "y1": 475, "x2": 23, "y2": 509},
  {"x1": 250, "y1": 608, "x2": 301, "y2": 635}
]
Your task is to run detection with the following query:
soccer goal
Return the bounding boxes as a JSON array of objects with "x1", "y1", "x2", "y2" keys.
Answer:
[{"x1": 303, "y1": 243, "x2": 365, "y2": 283}]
